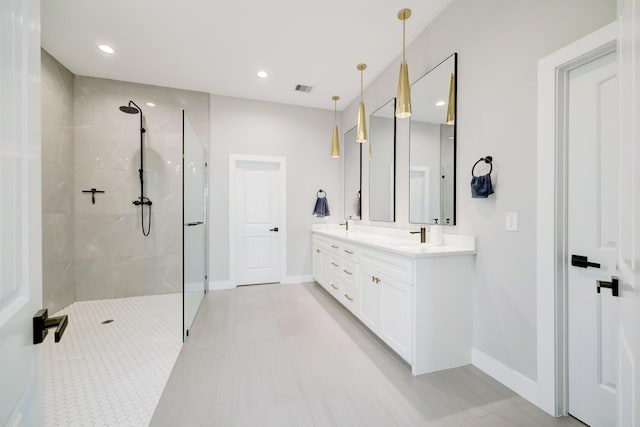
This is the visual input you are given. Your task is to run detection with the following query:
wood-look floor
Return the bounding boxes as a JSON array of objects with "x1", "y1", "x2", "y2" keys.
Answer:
[{"x1": 151, "y1": 283, "x2": 583, "y2": 426}]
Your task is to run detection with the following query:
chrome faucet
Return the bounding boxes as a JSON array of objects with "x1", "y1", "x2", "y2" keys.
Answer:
[
  {"x1": 410, "y1": 226, "x2": 426, "y2": 243},
  {"x1": 339, "y1": 221, "x2": 349, "y2": 231}
]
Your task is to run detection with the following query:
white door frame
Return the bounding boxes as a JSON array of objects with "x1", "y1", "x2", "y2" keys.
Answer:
[
  {"x1": 536, "y1": 22, "x2": 617, "y2": 416},
  {"x1": 229, "y1": 154, "x2": 287, "y2": 287}
]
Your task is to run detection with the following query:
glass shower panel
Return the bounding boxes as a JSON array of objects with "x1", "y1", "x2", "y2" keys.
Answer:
[{"x1": 183, "y1": 111, "x2": 207, "y2": 340}]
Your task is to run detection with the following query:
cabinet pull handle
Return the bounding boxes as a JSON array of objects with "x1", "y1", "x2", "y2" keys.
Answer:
[
  {"x1": 316, "y1": 249, "x2": 320, "y2": 253},
  {"x1": 344, "y1": 249, "x2": 354, "y2": 254},
  {"x1": 331, "y1": 284, "x2": 338, "y2": 290},
  {"x1": 343, "y1": 270, "x2": 352, "y2": 275},
  {"x1": 331, "y1": 245, "x2": 339, "y2": 249},
  {"x1": 344, "y1": 294, "x2": 353, "y2": 301},
  {"x1": 371, "y1": 276, "x2": 375, "y2": 282},
  {"x1": 331, "y1": 262, "x2": 339, "y2": 267}
]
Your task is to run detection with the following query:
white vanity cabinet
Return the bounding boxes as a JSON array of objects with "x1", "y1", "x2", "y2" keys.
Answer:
[
  {"x1": 312, "y1": 229, "x2": 475, "y2": 376},
  {"x1": 359, "y1": 251, "x2": 413, "y2": 362}
]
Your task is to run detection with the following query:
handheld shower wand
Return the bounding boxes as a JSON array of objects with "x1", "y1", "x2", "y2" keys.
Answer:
[{"x1": 119, "y1": 100, "x2": 152, "y2": 236}]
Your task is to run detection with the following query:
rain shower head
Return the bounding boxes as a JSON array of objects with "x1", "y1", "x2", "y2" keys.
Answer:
[{"x1": 119, "y1": 105, "x2": 139, "y2": 114}]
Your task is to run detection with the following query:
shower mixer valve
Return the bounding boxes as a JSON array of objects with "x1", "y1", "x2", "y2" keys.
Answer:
[{"x1": 132, "y1": 197, "x2": 153, "y2": 206}]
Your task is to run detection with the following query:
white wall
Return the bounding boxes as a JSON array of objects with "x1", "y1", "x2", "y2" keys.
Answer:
[
  {"x1": 341, "y1": 0, "x2": 616, "y2": 380},
  {"x1": 208, "y1": 95, "x2": 343, "y2": 286}
]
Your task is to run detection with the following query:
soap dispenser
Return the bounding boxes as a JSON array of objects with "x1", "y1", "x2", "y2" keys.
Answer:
[{"x1": 430, "y1": 223, "x2": 444, "y2": 246}]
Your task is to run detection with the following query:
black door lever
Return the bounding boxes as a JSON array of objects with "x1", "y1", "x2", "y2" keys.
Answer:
[
  {"x1": 571, "y1": 254, "x2": 601, "y2": 269},
  {"x1": 33, "y1": 309, "x2": 68, "y2": 344},
  {"x1": 597, "y1": 276, "x2": 619, "y2": 297},
  {"x1": 269, "y1": 227, "x2": 279, "y2": 232}
]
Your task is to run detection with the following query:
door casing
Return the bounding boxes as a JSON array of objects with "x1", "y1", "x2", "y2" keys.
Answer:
[{"x1": 536, "y1": 22, "x2": 617, "y2": 416}]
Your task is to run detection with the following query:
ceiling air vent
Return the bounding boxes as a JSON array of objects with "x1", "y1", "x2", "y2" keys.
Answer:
[{"x1": 295, "y1": 84, "x2": 313, "y2": 93}]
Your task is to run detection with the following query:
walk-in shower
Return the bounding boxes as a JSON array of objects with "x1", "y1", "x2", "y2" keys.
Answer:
[{"x1": 120, "y1": 100, "x2": 153, "y2": 236}]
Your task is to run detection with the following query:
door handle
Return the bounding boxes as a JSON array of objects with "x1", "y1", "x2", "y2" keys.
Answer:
[
  {"x1": 185, "y1": 221, "x2": 204, "y2": 226},
  {"x1": 269, "y1": 227, "x2": 279, "y2": 232},
  {"x1": 571, "y1": 254, "x2": 601, "y2": 269},
  {"x1": 597, "y1": 276, "x2": 619, "y2": 297},
  {"x1": 33, "y1": 309, "x2": 68, "y2": 344}
]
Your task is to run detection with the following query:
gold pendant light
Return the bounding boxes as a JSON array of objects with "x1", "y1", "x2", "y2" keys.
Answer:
[
  {"x1": 356, "y1": 63, "x2": 368, "y2": 143},
  {"x1": 446, "y1": 73, "x2": 455, "y2": 125},
  {"x1": 331, "y1": 96, "x2": 340, "y2": 158},
  {"x1": 396, "y1": 8, "x2": 412, "y2": 118}
]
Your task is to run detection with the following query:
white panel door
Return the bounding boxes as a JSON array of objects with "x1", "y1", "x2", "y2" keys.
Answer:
[
  {"x1": 236, "y1": 161, "x2": 281, "y2": 285},
  {"x1": 617, "y1": 0, "x2": 640, "y2": 425},
  {"x1": 0, "y1": 0, "x2": 44, "y2": 424},
  {"x1": 567, "y1": 51, "x2": 618, "y2": 427}
]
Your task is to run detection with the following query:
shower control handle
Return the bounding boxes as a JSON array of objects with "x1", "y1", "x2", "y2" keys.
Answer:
[{"x1": 132, "y1": 197, "x2": 152, "y2": 206}]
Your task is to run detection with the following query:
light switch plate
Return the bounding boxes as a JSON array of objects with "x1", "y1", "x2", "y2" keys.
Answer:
[{"x1": 505, "y1": 212, "x2": 518, "y2": 231}]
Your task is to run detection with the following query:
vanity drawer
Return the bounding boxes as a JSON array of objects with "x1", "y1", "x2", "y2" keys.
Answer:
[
  {"x1": 340, "y1": 285, "x2": 358, "y2": 314},
  {"x1": 360, "y1": 249, "x2": 413, "y2": 285},
  {"x1": 341, "y1": 260, "x2": 358, "y2": 289},
  {"x1": 326, "y1": 274, "x2": 341, "y2": 298},
  {"x1": 328, "y1": 256, "x2": 341, "y2": 273},
  {"x1": 341, "y1": 244, "x2": 357, "y2": 259},
  {"x1": 327, "y1": 241, "x2": 341, "y2": 253}
]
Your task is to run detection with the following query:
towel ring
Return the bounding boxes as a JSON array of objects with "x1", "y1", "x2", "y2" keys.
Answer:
[
  {"x1": 471, "y1": 156, "x2": 493, "y2": 177},
  {"x1": 317, "y1": 189, "x2": 327, "y2": 198}
]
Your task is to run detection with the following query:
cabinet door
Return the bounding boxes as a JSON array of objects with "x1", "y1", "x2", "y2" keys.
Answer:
[
  {"x1": 312, "y1": 247, "x2": 323, "y2": 284},
  {"x1": 380, "y1": 275, "x2": 413, "y2": 362},
  {"x1": 359, "y1": 268, "x2": 380, "y2": 332}
]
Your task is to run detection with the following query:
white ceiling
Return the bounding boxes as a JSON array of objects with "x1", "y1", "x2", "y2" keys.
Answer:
[{"x1": 41, "y1": 0, "x2": 453, "y2": 111}]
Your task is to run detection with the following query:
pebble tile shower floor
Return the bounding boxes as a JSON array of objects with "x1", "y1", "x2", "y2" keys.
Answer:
[{"x1": 44, "y1": 293, "x2": 182, "y2": 426}]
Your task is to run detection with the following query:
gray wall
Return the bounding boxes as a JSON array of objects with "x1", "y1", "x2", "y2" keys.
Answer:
[
  {"x1": 73, "y1": 77, "x2": 209, "y2": 300},
  {"x1": 341, "y1": 0, "x2": 616, "y2": 380},
  {"x1": 42, "y1": 50, "x2": 75, "y2": 313},
  {"x1": 208, "y1": 95, "x2": 343, "y2": 285}
]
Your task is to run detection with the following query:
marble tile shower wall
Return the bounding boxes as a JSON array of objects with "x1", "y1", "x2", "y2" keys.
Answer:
[
  {"x1": 73, "y1": 77, "x2": 209, "y2": 301},
  {"x1": 42, "y1": 50, "x2": 75, "y2": 313}
]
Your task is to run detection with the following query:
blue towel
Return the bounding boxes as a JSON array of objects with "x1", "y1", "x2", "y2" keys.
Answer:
[
  {"x1": 471, "y1": 174, "x2": 494, "y2": 198},
  {"x1": 313, "y1": 196, "x2": 330, "y2": 217}
]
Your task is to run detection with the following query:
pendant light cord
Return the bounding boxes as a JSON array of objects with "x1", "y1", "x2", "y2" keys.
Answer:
[
  {"x1": 360, "y1": 70, "x2": 363, "y2": 102},
  {"x1": 402, "y1": 18, "x2": 406, "y2": 64}
]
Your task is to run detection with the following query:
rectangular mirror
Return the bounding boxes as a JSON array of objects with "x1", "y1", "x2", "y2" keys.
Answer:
[
  {"x1": 369, "y1": 98, "x2": 396, "y2": 222},
  {"x1": 344, "y1": 126, "x2": 361, "y2": 219},
  {"x1": 410, "y1": 53, "x2": 457, "y2": 225}
]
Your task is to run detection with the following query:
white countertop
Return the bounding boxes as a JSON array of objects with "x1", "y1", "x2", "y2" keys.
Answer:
[{"x1": 311, "y1": 225, "x2": 476, "y2": 258}]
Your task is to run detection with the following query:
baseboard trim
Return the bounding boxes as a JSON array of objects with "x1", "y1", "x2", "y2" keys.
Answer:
[
  {"x1": 283, "y1": 275, "x2": 314, "y2": 284},
  {"x1": 472, "y1": 348, "x2": 539, "y2": 408},
  {"x1": 210, "y1": 280, "x2": 235, "y2": 290}
]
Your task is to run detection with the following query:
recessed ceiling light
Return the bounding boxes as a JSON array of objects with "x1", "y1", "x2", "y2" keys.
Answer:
[
  {"x1": 257, "y1": 70, "x2": 268, "y2": 79},
  {"x1": 435, "y1": 101, "x2": 446, "y2": 107},
  {"x1": 146, "y1": 102, "x2": 156, "y2": 107},
  {"x1": 98, "y1": 44, "x2": 114, "y2": 54}
]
